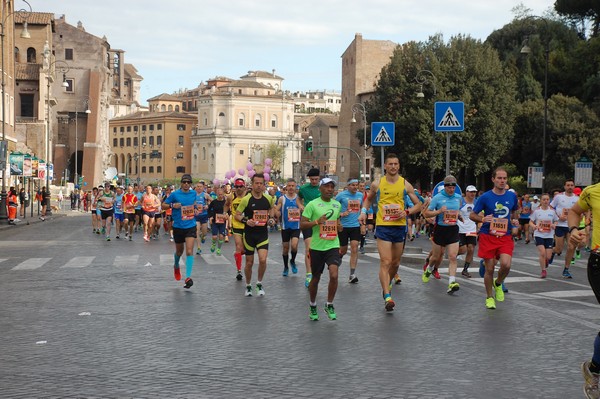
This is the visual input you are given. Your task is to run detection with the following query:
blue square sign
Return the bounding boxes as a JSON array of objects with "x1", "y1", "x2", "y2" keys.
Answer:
[
  {"x1": 434, "y1": 102, "x2": 464, "y2": 132},
  {"x1": 371, "y1": 122, "x2": 395, "y2": 146}
]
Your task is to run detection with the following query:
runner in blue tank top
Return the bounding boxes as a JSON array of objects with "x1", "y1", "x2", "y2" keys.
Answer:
[
  {"x1": 275, "y1": 179, "x2": 303, "y2": 276},
  {"x1": 335, "y1": 178, "x2": 364, "y2": 283}
]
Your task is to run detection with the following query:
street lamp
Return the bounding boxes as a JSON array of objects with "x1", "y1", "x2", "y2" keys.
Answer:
[
  {"x1": 415, "y1": 69, "x2": 437, "y2": 190},
  {"x1": 42, "y1": 42, "x2": 69, "y2": 215},
  {"x1": 0, "y1": 0, "x2": 32, "y2": 223},
  {"x1": 74, "y1": 98, "x2": 91, "y2": 187},
  {"x1": 521, "y1": 16, "x2": 549, "y2": 192},
  {"x1": 125, "y1": 153, "x2": 138, "y2": 186},
  {"x1": 351, "y1": 103, "x2": 367, "y2": 180}
]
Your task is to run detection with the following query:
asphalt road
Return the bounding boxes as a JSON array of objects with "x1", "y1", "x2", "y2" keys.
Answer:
[{"x1": 0, "y1": 212, "x2": 596, "y2": 398}]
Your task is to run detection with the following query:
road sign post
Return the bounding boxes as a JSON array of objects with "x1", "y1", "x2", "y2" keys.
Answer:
[
  {"x1": 371, "y1": 122, "x2": 395, "y2": 173},
  {"x1": 434, "y1": 102, "x2": 464, "y2": 176}
]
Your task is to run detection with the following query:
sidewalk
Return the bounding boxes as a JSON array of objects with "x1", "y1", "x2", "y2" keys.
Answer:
[{"x1": 0, "y1": 207, "x2": 72, "y2": 231}]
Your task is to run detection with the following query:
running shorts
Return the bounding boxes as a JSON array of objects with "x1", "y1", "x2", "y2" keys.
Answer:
[
  {"x1": 477, "y1": 233, "x2": 514, "y2": 260},
  {"x1": 309, "y1": 248, "x2": 341, "y2": 276}
]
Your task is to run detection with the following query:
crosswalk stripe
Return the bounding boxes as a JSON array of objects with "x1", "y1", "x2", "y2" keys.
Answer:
[
  {"x1": 12, "y1": 258, "x2": 52, "y2": 270},
  {"x1": 536, "y1": 290, "x2": 594, "y2": 298},
  {"x1": 160, "y1": 254, "x2": 173, "y2": 266},
  {"x1": 61, "y1": 256, "x2": 95, "y2": 268},
  {"x1": 201, "y1": 254, "x2": 231, "y2": 265},
  {"x1": 114, "y1": 255, "x2": 139, "y2": 267},
  {"x1": 0, "y1": 259, "x2": 6, "y2": 263}
]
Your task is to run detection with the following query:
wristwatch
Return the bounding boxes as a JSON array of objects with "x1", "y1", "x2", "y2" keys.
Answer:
[{"x1": 568, "y1": 226, "x2": 579, "y2": 234}]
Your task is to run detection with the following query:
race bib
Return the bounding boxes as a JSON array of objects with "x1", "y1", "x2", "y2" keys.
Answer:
[
  {"x1": 562, "y1": 208, "x2": 570, "y2": 217},
  {"x1": 215, "y1": 213, "x2": 226, "y2": 224},
  {"x1": 443, "y1": 210, "x2": 459, "y2": 225},
  {"x1": 538, "y1": 220, "x2": 552, "y2": 233},
  {"x1": 382, "y1": 204, "x2": 402, "y2": 221},
  {"x1": 522, "y1": 206, "x2": 531, "y2": 214},
  {"x1": 115, "y1": 202, "x2": 122, "y2": 211},
  {"x1": 253, "y1": 210, "x2": 269, "y2": 226},
  {"x1": 490, "y1": 218, "x2": 508, "y2": 237},
  {"x1": 348, "y1": 200, "x2": 361, "y2": 213},
  {"x1": 367, "y1": 213, "x2": 373, "y2": 220},
  {"x1": 181, "y1": 205, "x2": 195, "y2": 221},
  {"x1": 103, "y1": 197, "x2": 114, "y2": 207},
  {"x1": 287, "y1": 208, "x2": 300, "y2": 222},
  {"x1": 319, "y1": 220, "x2": 337, "y2": 240},
  {"x1": 466, "y1": 232, "x2": 478, "y2": 237}
]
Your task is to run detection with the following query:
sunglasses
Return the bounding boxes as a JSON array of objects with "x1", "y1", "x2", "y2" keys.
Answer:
[
  {"x1": 181, "y1": 181, "x2": 192, "y2": 184},
  {"x1": 234, "y1": 185, "x2": 245, "y2": 188},
  {"x1": 444, "y1": 183, "x2": 457, "y2": 187}
]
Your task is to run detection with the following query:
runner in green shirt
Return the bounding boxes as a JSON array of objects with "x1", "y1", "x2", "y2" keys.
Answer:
[
  {"x1": 298, "y1": 167, "x2": 321, "y2": 288},
  {"x1": 300, "y1": 177, "x2": 342, "y2": 321}
]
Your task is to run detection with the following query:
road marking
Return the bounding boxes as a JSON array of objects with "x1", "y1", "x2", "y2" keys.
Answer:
[
  {"x1": 160, "y1": 254, "x2": 173, "y2": 266},
  {"x1": 0, "y1": 259, "x2": 6, "y2": 263},
  {"x1": 536, "y1": 290, "x2": 594, "y2": 298},
  {"x1": 114, "y1": 255, "x2": 139, "y2": 267},
  {"x1": 201, "y1": 254, "x2": 230, "y2": 265},
  {"x1": 61, "y1": 256, "x2": 95, "y2": 268},
  {"x1": 12, "y1": 258, "x2": 52, "y2": 270}
]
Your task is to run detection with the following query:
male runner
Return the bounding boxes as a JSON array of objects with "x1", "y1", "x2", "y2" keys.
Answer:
[
  {"x1": 298, "y1": 168, "x2": 321, "y2": 287},
  {"x1": 227, "y1": 178, "x2": 247, "y2": 280},
  {"x1": 97, "y1": 182, "x2": 116, "y2": 241},
  {"x1": 301, "y1": 177, "x2": 342, "y2": 321},
  {"x1": 336, "y1": 178, "x2": 364, "y2": 283},
  {"x1": 194, "y1": 181, "x2": 211, "y2": 254},
  {"x1": 122, "y1": 185, "x2": 138, "y2": 241},
  {"x1": 550, "y1": 179, "x2": 580, "y2": 277},
  {"x1": 359, "y1": 153, "x2": 422, "y2": 311},
  {"x1": 113, "y1": 186, "x2": 125, "y2": 239},
  {"x1": 207, "y1": 187, "x2": 229, "y2": 255},
  {"x1": 457, "y1": 185, "x2": 479, "y2": 278},
  {"x1": 90, "y1": 187, "x2": 99, "y2": 234},
  {"x1": 133, "y1": 183, "x2": 143, "y2": 233},
  {"x1": 275, "y1": 178, "x2": 303, "y2": 276},
  {"x1": 518, "y1": 193, "x2": 532, "y2": 243}
]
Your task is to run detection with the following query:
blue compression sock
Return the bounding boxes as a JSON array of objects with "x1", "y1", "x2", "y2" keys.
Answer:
[
  {"x1": 174, "y1": 253, "x2": 181, "y2": 267},
  {"x1": 592, "y1": 333, "x2": 600, "y2": 366},
  {"x1": 185, "y1": 255, "x2": 194, "y2": 278}
]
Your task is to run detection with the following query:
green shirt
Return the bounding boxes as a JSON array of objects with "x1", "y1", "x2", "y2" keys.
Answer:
[
  {"x1": 299, "y1": 183, "x2": 320, "y2": 205},
  {"x1": 302, "y1": 197, "x2": 341, "y2": 251}
]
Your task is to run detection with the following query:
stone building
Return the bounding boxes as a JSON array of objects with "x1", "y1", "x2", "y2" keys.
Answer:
[{"x1": 293, "y1": 90, "x2": 342, "y2": 114}]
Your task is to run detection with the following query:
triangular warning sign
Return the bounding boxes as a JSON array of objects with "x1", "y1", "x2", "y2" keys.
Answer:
[
  {"x1": 437, "y1": 107, "x2": 462, "y2": 128},
  {"x1": 373, "y1": 127, "x2": 392, "y2": 143}
]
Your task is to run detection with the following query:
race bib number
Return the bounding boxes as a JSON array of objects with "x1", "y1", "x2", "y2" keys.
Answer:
[
  {"x1": 115, "y1": 202, "x2": 122, "y2": 211},
  {"x1": 319, "y1": 220, "x2": 337, "y2": 240},
  {"x1": 348, "y1": 200, "x2": 361, "y2": 213},
  {"x1": 466, "y1": 232, "x2": 478, "y2": 237},
  {"x1": 216, "y1": 213, "x2": 226, "y2": 224},
  {"x1": 522, "y1": 206, "x2": 531, "y2": 214},
  {"x1": 490, "y1": 218, "x2": 508, "y2": 237},
  {"x1": 103, "y1": 197, "x2": 114, "y2": 207},
  {"x1": 253, "y1": 210, "x2": 269, "y2": 226},
  {"x1": 367, "y1": 213, "x2": 373, "y2": 220},
  {"x1": 562, "y1": 208, "x2": 570, "y2": 217},
  {"x1": 443, "y1": 210, "x2": 459, "y2": 225},
  {"x1": 181, "y1": 205, "x2": 195, "y2": 221},
  {"x1": 382, "y1": 204, "x2": 402, "y2": 221},
  {"x1": 538, "y1": 220, "x2": 552, "y2": 233},
  {"x1": 287, "y1": 208, "x2": 300, "y2": 222}
]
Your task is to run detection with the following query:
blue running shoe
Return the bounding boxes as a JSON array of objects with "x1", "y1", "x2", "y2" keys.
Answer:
[
  {"x1": 282, "y1": 267, "x2": 289, "y2": 277},
  {"x1": 479, "y1": 259, "x2": 485, "y2": 278},
  {"x1": 502, "y1": 282, "x2": 508, "y2": 293},
  {"x1": 548, "y1": 252, "x2": 555, "y2": 265},
  {"x1": 290, "y1": 260, "x2": 298, "y2": 274}
]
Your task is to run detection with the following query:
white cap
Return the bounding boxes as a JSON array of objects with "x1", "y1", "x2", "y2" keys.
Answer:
[
  {"x1": 466, "y1": 185, "x2": 477, "y2": 192},
  {"x1": 533, "y1": 195, "x2": 539, "y2": 200},
  {"x1": 319, "y1": 177, "x2": 337, "y2": 186}
]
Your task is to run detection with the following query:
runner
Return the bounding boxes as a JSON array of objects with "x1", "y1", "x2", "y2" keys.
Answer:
[
  {"x1": 550, "y1": 179, "x2": 580, "y2": 278},
  {"x1": 113, "y1": 186, "x2": 125, "y2": 239},
  {"x1": 194, "y1": 181, "x2": 211, "y2": 255},
  {"x1": 275, "y1": 178, "x2": 303, "y2": 276},
  {"x1": 152, "y1": 186, "x2": 163, "y2": 240},
  {"x1": 163, "y1": 186, "x2": 174, "y2": 241},
  {"x1": 207, "y1": 186, "x2": 229, "y2": 255},
  {"x1": 336, "y1": 178, "x2": 364, "y2": 283},
  {"x1": 518, "y1": 194, "x2": 532, "y2": 243},
  {"x1": 298, "y1": 168, "x2": 321, "y2": 288},
  {"x1": 162, "y1": 174, "x2": 198, "y2": 289},
  {"x1": 133, "y1": 183, "x2": 143, "y2": 233},
  {"x1": 234, "y1": 173, "x2": 275, "y2": 297},
  {"x1": 97, "y1": 182, "x2": 116, "y2": 241},
  {"x1": 359, "y1": 153, "x2": 422, "y2": 312},
  {"x1": 529, "y1": 193, "x2": 559, "y2": 278},
  {"x1": 300, "y1": 177, "x2": 342, "y2": 321},
  {"x1": 122, "y1": 185, "x2": 138, "y2": 241},
  {"x1": 358, "y1": 181, "x2": 367, "y2": 254},
  {"x1": 227, "y1": 178, "x2": 248, "y2": 280},
  {"x1": 469, "y1": 167, "x2": 519, "y2": 310},
  {"x1": 90, "y1": 187, "x2": 99, "y2": 233},
  {"x1": 568, "y1": 182, "x2": 600, "y2": 398},
  {"x1": 141, "y1": 185, "x2": 160, "y2": 242},
  {"x1": 457, "y1": 185, "x2": 479, "y2": 278}
]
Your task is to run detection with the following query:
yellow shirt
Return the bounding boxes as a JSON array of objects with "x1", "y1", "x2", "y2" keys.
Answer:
[
  {"x1": 230, "y1": 195, "x2": 244, "y2": 229},
  {"x1": 376, "y1": 176, "x2": 406, "y2": 226},
  {"x1": 577, "y1": 183, "x2": 600, "y2": 250}
]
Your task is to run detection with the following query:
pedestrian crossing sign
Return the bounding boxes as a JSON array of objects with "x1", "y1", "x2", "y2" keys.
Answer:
[
  {"x1": 434, "y1": 102, "x2": 464, "y2": 132},
  {"x1": 371, "y1": 122, "x2": 395, "y2": 146}
]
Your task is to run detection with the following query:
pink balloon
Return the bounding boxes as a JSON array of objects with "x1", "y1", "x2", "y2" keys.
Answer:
[
  {"x1": 248, "y1": 170, "x2": 255, "y2": 178},
  {"x1": 212, "y1": 178, "x2": 219, "y2": 186},
  {"x1": 238, "y1": 168, "x2": 245, "y2": 176},
  {"x1": 224, "y1": 171, "x2": 230, "y2": 179},
  {"x1": 264, "y1": 172, "x2": 270, "y2": 181},
  {"x1": 264, "y1": 166, "x2": 271, "y2": 174},
  {"x1": 246, "y1": 162, "x2": 253, "y2": 171},
  {"x1": 264, "y1": 158, "x2": 272, "y2": 166},
  {"x1": 222, "y1": 179, "x2": 229, "y2": 186},
  {"x1": 230, "y1": 169, "x2": 236, "y2": 178}
]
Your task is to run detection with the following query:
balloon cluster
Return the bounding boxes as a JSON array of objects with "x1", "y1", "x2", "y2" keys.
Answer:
[{"x1": 214, "y1": 158, "x2": 274, "y2": 186}]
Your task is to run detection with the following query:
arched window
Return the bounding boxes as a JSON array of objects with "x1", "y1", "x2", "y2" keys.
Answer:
[
  {"x1": 271, "y1": 114, "x2": 277, "y2": 128},
  {"x1": 255, "y1": 113, "x2": 261, "y2": 128},
  {"x1": 14, "y1": 47, "x2": 19, "y2": 63},
  {"x1": 218, "y1": 112, "x2": 225, "y2": 127},
  {"x1": 203, "y1": 112, "x2": 208, "y2": 126},
  {"x1": 157, "y1": 166, "x2": 162, "y2": 174},
  {"x1": 168, "y1": 105, "x2": 173, "y2": 111},
  {"x1": 238, "y1": 113, "x2": 245, "y2": 127},
  {"x1": 202, "y1": 147, "x2": 206, "y2": 160},
  {"x1": 161, "y1": 104, "x2": 166, "y2": 112},
  {"x1": 175, "y1": 105, "x2": 180, "y2": 112},
  {"x1": 26, "y1": 47, "x2": 36, "y2": 63}
]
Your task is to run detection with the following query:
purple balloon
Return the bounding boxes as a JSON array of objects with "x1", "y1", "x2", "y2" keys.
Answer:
[
  {"x1": 222, "y1": 179, "x2": 229, "y2": 186},
  {"x1": 212, "y1": 178, "x2": 219, "y2": 186},
  {"x1": 246, "y1": 162, "x2": 253, "y2": 171},
  {"x1": 264, "y1": 172, "x2": 270, "y2": 181},
  {"x1": 230, "y1": 169, "x2": 236, "y2": 178},
  {"x1": 248, "y1": 170, "x2": 255, "y2": 178},
  {"x1": 238, "y1": 168, "x2": 245, "y2": 176},
  {"x1": 264, "y1": 166, "x2": 271, "y2": 174},
  {"x1": 224, "y1": 171, "x2": 230, "y2": 179},
  {"x1": 264, "y1": 158, "x2": 272, "y2": 166}
]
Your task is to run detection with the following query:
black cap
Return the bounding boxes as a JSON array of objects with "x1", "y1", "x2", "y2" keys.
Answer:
[
  {"x1": 181, "y1": 174, "x2": 193, "y2": 182},
  {"x1": 307, "y1": 168, "x2": 320, "y2": 177}
]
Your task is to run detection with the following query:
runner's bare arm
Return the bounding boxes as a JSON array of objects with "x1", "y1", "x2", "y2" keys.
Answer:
[
  {"x1": 568, "y1": 203, "x2": 586, "y2": 245},
  {"x1": 359, "y1": 181, "x2": 378, "y2": 224}
]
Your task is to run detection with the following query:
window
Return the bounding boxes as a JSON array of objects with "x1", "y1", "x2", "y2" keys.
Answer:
[
  {"x1": 271, "y1": 115, "x2": 277, "y2": 128},
  {"x1": 142, "y1": 125, "x2": 146, "y2": 132},
  {"x1": 238, "y1": 113, "x2": 245, "y2": 127},
  {"x1": 157, "y1": 136, "x2": 162, "y2": 146},
  {"x1": 65, "y1": 79, "x2": 74, "y2": 93},
  {"x1": 65, "y1": 48, "x2": 74, "y2": 60},
  {"x1": 177, "y1": 152, "x2": 184, "y2": 159},
  {"x1": 238, "y1": 89, "x2": 242, "y2": 94},
  {"x1": 175, "y1": 105, "x2": 180, "y2": 112},
  {"x1": 141, "y1": 153, "x2": 147, "y2": 161},
  {"x1": 177, "y1": 124, "x2": 186, "y2": 131},
  {"x1": 203, "y1": 113, "x2": 208, "y2": 126},
  {"x1": 149, "y1": 166, "x2": 154, "y2": 173},
  {"x1": 113, "y1": 138, "x2": 118, "y2": 147},
  {"x1": 134, "y1": 126, "x2": 138, "y2": 132},
  {"x1": 202, "y1": 147, "x2": 206, "y2": 160},
  {"x1": 149, "y1": 124, "x2": 154, "y2": 131},
  {"x1": 161, "y1": 104, "x2": 166, "y2": 112},
  {"x1": 255, "y1": 114, "x2": 261, "y2": 127},
  {"x1": 168, "y1": 105, "x2": 173, "y2": 111},
  {"x1": 176, "y1": 166, "x2": 186, "y2": 173},
  {"x1": 113, "y1": 127, "x2": 117, "y2": 133},
  {"x1": 119, "y1": 138, "x2": 124, "y2": 147},
  {"x1": 182, "y1": 102, "x2": 187, "y2": 111},
  {"x1": 142, "y1": 166, "x2": 146, "y2": 173},
  {"x1": 178, "y1": 136, "x2": 184, "y2": 146},
  {"x1": 133, "y1": 137, "x2": 138, "y2": 147},
  {"x1": 149, "y1": 136, "x2": 154, "y2": 146},
  {"x1": 120, "y1": 126, "x2": 124, "y2": 134},
  {"x1": 126, "y1": 137, "x2": 131, "y2": 147},
  {"x1": 141, "y1": 137, "x2": 147, "y2": 147},
  {"x1": 19, "y1": 93, "x2": 34, "y2": 117},
  {"x1": 157, "y1": 124, "x2": 162, "y2": 130},
  {"x1": 126, "y1": 126, "x2": 131, "y2": 132},
  {"x1": 26, "y1": 47, "x2": 36, "y2": 63},
  {"x1": 157, "y1": 166, "x2": 162, "y2": 174},
  {"x1": 14, "y1": 47, "x2": 20, "y2": 63}
]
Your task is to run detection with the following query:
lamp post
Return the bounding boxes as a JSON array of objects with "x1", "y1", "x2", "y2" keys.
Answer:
[
  {"x1": 415, "y1": 69, "x2": 438, "y2": 190},
  {"x1": 0, "y1": 0, "x2": 31, "y2": 222},
  {"x1": 351, "y1": 103, "x2": 367, "y2": 180},
  {"x1": 74, "y1": 98, "x2": 91, "y2": 187},
  {"x1": 520, "y1": 16, "x2": 549, "y2": 192},
  {"x1": 125, "y1": 153, "x2": 138, "y2": 186},
  {"x1": 42, "y1": 42, "x2": 69, "y2": 215}
]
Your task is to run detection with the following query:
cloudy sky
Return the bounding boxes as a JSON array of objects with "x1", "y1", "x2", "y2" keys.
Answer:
[{"x1": 25, "y1": 0, "x2": 553, "y2": 104}]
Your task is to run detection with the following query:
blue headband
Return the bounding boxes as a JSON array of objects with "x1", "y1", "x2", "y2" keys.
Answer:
[{"x1": 347, "y1": 179, "x2": 359, "y2": 184}]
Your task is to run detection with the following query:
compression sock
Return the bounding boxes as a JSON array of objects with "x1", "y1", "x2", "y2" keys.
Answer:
[
  {"x1": 234, "y1": 252, "x2": 242, "y2": 271},
  {"x1": 283, "y1": 254, "x2": 289, "y2": 268},
  {"x1": 174, "y1": 253, "x2": 181, "y2": 267},
  {"x1": 291, "y1": 251, "x2": 297, "y2": 263},
  {"x1": 185, "y1": 255, "x2": 194, "y2": 278}
]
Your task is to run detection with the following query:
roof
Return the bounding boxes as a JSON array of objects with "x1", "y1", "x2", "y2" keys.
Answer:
[
  {"x1": 110, "y1": 111, "x2": 196, "y2": 122},
  {"x1": 124, "y1": 64, "x2": 143, "y2": 80},
  {"x1": 315, "y1": 114, "x2": 339, "y2": 127},
  {"x1": 16, "y1": 63, "x2": 40, "y2": 80},
  {"x1": 14, "y1": 12, "x2": 53, "y2": 25},
  {"x1": 147, "y1": 93, "x2": 181, "y2": 102},
  {"x1": 220, "y1": 80, "x2": 270, "y2": 89},
  {"x1": 240, "y1": 70, "x2": 284, "y2": 80}
]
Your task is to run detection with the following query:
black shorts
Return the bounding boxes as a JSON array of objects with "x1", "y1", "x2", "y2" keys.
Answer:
[
  {"x1": 555, "y1": 226, "x2": 569, "y2": 238},
  {"x1": 309, "y1": 248, "x2": 341, "y2": 276},
  {"x1": 302, "y1": 228, "x2": 313, "y2": 240},
  {"x1": 519, "y1": 218, "x2": 530, "y2": 226},
  {"x1": 100, "y1": 209, "x2": 114, "y2": 220},
  {"x1": 154, "y1": 212, "x2": 163, "y2": 219},
  {"x1": 243, "y1": 230, "x2": 269, "y2": 255},
  {"x1": 143, "y1": 210, "x2": 156, "y2": 218},
  {"x1": 173, "y1": 227, "x2": 197, "y2": 244},
  {"x1": 164, "y1": 215, "x2": 172, "y2": 222},
  {"x1": 339, "y1": 226, "x2": 362, "y2": 246},
  {"x1": 432, "y1": 224, "x2": 460, "y2": 246},
  {"x1": 124, "y1": 212, "x2": 136, "y2": 221},
  {"x1": 232, "y1": 227, "x2": 244, "y2": 236},
  {"x1": 281, "y1": 229, "x2": 301, "y2": 242},
  {"x1": 459, "y1": 233, "x2": 477, "y2": 247},
  {"x1": 135, "y1": 208, "x2": 143, "y2": 218}
]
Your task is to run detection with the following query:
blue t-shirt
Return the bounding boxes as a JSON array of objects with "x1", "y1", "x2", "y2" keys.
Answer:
[
  {"x1": 281, "y1": 195, "x2": 301, "y2": 230},
  {"x1": 472, "y1": 190, "x2": 519, "y2": 236},
  {"x1": 428, "y1": 190, "x2": 462, "y2": 226},
  {"x1": 134, "y1": 192, "x2": 143, "y2": 210},
  {"x1": 335, "y1": 190, "x2": 363, "y2": 228},
  {"x1": 520, "y1": 200, "x2": 532, "y2": 218},
  {"x1": 163, "y1": 189, "x2": 198, "y2": 229},
  {"x1": 114, "y1": 193, "x2": 124, "y2": 215},
  {"x1": 195, "y1": 191, "x2": 208, "y2": 216}
]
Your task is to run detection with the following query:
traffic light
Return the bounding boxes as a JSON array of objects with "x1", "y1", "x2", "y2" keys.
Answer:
[{"x1": 305, "y1": 140, "x2": 313, "y2": 152}]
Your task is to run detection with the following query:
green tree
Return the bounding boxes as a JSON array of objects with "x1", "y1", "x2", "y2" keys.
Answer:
[
  {"x1": 555, "y1": 0, "x2": 600, "y2": 38},
  {"x1": 265, "y1": 143, "x2": 284, "y2": 176}
]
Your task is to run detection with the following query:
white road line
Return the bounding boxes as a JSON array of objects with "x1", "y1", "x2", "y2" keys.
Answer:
[
  {"x1": 201, "y1": 254, "x2": 231, "y2": 265},
  {"x1": 0, "y1": 259, "x2": 6, "y2": 263},
  {"x1": 61, "y1": 256, "x2": 95, "y2": 268},
  {"x1": 160, "y1": 254, "x2": 173, "y2": 266},
  {"x1": 113, "y1": 255, "x2": 139, "y2": 267},
  {"x1": 12, "y1": 258, "x2": 52, "y2": 270},
  {"x1": 536, "y1": 290, "x2": 595, "y2": 298}
]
